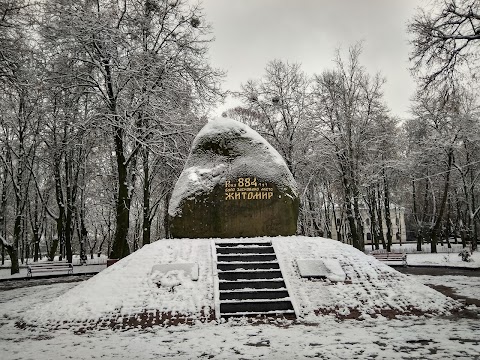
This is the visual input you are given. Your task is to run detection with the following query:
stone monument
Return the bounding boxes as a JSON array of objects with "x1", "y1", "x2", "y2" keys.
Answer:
[{"x1": 168, "y1": 117, "x2": 299, "y2": 238}]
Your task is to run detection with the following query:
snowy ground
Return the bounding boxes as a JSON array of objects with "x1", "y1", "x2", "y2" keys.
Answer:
[
  {"x1": 415, "y1": 275, "x2": 480, "y2": 301},
  {"x1": 0, "y1": 238, "x2": 479, "y2": 359},
  {"x1": 0, "y1": 275, "x2": 479, "y2": 360},
  {"x1": 366, "y1": 242, "x2": 480, "y2": 268}
]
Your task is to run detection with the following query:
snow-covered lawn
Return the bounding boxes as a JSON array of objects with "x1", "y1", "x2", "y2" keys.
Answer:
[
  {"x1": 406, "y1": 252, "x2": 479, "y2": 268},
  {"x1": 0, "y1": 237, "x2": 478, "y2": 359},
  {"x1": 0, "y1": 277, "x2": 479, "y2": 360},
  {"x1": 366, "y1": 242, "x2": 480, "y2": 268},
  {"x1": 415, "y1": 275, "x2": 480, "y2": 300}
]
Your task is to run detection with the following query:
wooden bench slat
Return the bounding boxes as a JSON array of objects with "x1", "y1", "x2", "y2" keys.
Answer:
[
  {"x1": 371, "y1": 253, "x2": 407, "y2": 266},
  {"x1": 27, "y1": 263, "x2": 73, "y2": 266},
  {"x1": 27, "y1": 262, "x2": 73, "y2": 277}
]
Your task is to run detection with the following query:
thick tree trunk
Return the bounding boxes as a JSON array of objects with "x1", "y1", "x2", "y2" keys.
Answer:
[
  {"x1": 446, "y1": 199, "x2": 452, "y2": 249},
  {"x1": 64, "y1": 151, "x2": 78, "y2": 264},
  {"x1": 65, "y1": 205, "x2": 73, "y2": 263},
  {"x1": 142, "y1": 150, "x2": 151, "y2": 246},
  {"x1": 1, "y1": 236, "x2": 18, "y2": 275},
  {"x1": 111, "y1": 126, "x2": 131, "y2": 259},
  {"x1": 53, "y1": 154, "x2": 66, "y2": 261},
  {"x1": 339, "y1": 160, "x2": 361, "y2": 249},
  {"x1": 11, "y1": 213, "x2": 22, "y2": 274},
  {"x1": 163, "y1": 192, "x2": 172, "y2": 239},
  {"x1": 376, "y1": 185, "x2": 386, "y2": 249},
  {"x1": 30, "y1": 195, "x2": 41, "y2": 262},
  {"x1": 382, "y1": 167, "x2": 393, "y2": 252},
  {"x1": 353, "y1": 194, "x2": 365, "y2": 251},
  {"x1": 430, "y1": 148, "x2": 453, "y2": 253},
  {"x1": 307, "y1": 187, "x2": 322, "y2": 236},
  {"x1": 101, "y1": 57, "x2": 132, "y2": 260},
  {"x1": 77, "y1": 206, "x2": 88, "y2": 264},
  {"x1": 1, "y1": 172, "x2": 7, "y2": 265},
  {"x1": 33, "y1": 232, "x2": 40, "y2": 262},
  {"x1": 470, "y1": 186, "x2": 478, "y2": 252},
  {"x1": 7, "y1": 244, "x2": 19, "y2": 275},
  {"x1": 368, "y1": 188, "x2": 379, "y2": 251},
  {"x1": 412, "y1": 179, "x2": 423, "y2": 252}
]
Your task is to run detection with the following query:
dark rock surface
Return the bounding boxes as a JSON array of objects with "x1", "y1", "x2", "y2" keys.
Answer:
[{"x1": 168, "y1": 117, "x2": 299, "y2": 238}]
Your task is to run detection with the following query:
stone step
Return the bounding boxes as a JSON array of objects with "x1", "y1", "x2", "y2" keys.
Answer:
[
  {"x1": 217, "y1": 261, "x2": 280, "y2": 271},
  {"x1": 215, "y1": 241, "x2": 295, "y2": 319},
  {"x1": 221, "y1": 310, "x2": 296, "y2": 319},
  {"x1": 220, "y1": 289, "x2": 289, "y2": 300},
  {"x1": 218, "y1": 269, "x2": 283, "y2": 281},
  {"x1": 215, "y1": 242, "x2": 272, "y2": 247},
  {"x1": 220, "y1": 299, "x2": 294, "y2": 314},
  {"x1": 219, "y1": 279, "x2": 286, "y2": 291},
  {"x1": 215, "y1": 246, "x2": 274, "y2": 254},
  {"x1": 217, "y1": 254, "x2": 277, "y2": 262}
]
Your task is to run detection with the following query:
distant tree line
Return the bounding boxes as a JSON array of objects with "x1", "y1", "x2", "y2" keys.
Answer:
[
  {"x1": 226, "y1": 0, "x2": 480, "y2": 254},
  {"x1": 0, "y1": 0, "x2": 224, "y2": 274}
]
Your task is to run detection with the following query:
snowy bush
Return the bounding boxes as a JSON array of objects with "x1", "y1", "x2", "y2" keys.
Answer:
[{"x1": 458, "y1": 249, "x2": 473, "y2": 262}]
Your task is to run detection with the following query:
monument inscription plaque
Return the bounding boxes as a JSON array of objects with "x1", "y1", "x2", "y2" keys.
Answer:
[
  {"x1": 168, "y1": 117, "x2": 299, "y2": 239},
  {"x1": 224, "y1": 178, "x2": 273, "y2": 201}
]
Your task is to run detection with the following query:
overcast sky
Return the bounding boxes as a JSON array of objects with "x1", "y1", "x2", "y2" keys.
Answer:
[{"x1": 201, "y1": 0, "x2": 428, "y2": 120}]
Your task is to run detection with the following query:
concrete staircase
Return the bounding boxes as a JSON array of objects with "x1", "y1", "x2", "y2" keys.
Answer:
[{"x1": 215, "y1": 241, "x2": 296, "y2": 319}]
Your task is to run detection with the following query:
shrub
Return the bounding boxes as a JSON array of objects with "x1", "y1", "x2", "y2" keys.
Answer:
[{"x1": 458, "y1": 249, "x2": 473, "y2": 262}]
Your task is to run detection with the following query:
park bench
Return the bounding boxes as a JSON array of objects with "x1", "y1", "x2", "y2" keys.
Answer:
[
  {"x1": 371, "y1": 253, "x2": 407, "y2": 267},
  {"x1": 27, "y1": 261, "x2": 73, "y2": 277}
]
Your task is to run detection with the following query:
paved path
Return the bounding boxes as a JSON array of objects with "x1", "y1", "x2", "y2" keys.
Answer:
[{"x1": 397, "y1": 266, "x2": 480, "y2": 277}]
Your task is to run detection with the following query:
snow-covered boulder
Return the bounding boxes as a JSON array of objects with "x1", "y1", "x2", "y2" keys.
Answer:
[{"x1": 168, "y1": 117, "x2": 299, "y2": 238}]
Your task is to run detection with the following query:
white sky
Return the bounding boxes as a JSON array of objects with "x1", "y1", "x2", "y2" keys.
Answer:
[{"x1": 201, "y1": 0, "x2": 427, "y2": 120}]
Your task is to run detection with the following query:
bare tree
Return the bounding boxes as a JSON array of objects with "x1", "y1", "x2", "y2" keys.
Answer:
[
  {"x1": 41, "y1": 0, "x2": 223, "y2": 259},
  {"x1": 312, "y1": 44, "x2": 388, "y2": 251},
  {"x1": 409, "y1": 0, "x2": 480, "y2": 90},
  {"x1": 234, "y1": 60, "x2": 313, "y2": 178},
  {"x1": 407, "y1": 88, "x2": 468, "y2": 252}
]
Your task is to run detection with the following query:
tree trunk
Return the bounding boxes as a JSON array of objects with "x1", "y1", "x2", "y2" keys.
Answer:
[
  {"x1": 412, "y1": 179, "x2": 423, "y2": 252},
  {"x1": 102, "y1": 56, "x2": 132, "y2": 260},
  {"x1": 1, "y1": 170, "x2": 7, "y2": 265},
  {"x1": 142, "y1": 149, "x2": 151, "y2": 246},
  {"x1": 376, "y1": 185, "x2": 386, "y2": 249},
  {"x1": 6, "y1": 243, "x2": 19, "y2": 275},
  {"x1": 382, "y1": 167, "x2": 393, "y2": 252},
  {"x1": 446, "y1": 198, "x2": 452, "y2": 249},
  {"x1": 430, "y1": 148, "x2": 453, "y2": 253},
  {"x1": 368, "y1": 187, "x2": 379, "y2": 250},
  {"x1": 353, "y1": 194, "x2": 365, "y2": 251},
  {"x1": 163, "y1": 192, "x2": 172, "y2": 239},
  {"x1": 111, "y1": 125, "x2": 131, "y2": 259},
  {"x1": 339, "y1": 160, "x2": 361, "y2": 249},
  {"x1": 64, "y1": 151, "x2": 76, "y2": 264}
]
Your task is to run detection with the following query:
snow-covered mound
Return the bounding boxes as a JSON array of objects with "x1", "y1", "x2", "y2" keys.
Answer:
[
  {"x1": 21, "y1": 237, "x2": 460, "y2": 330},
  {"x1": 22, "y1": 239, "x2": 215, "y2": 329},
  {"x1": 273, "y1": 238, "x2": 460, "y2": 320}
]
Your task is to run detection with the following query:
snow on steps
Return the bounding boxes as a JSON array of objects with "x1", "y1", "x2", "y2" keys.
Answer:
[{"x1": 214, "y1": 240, "x2": 296, "y2": 319}]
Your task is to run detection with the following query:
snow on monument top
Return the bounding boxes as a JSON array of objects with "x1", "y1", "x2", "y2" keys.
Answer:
[{"x1": 169, "y1": 117, "x2": 297, "y2": 217}]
